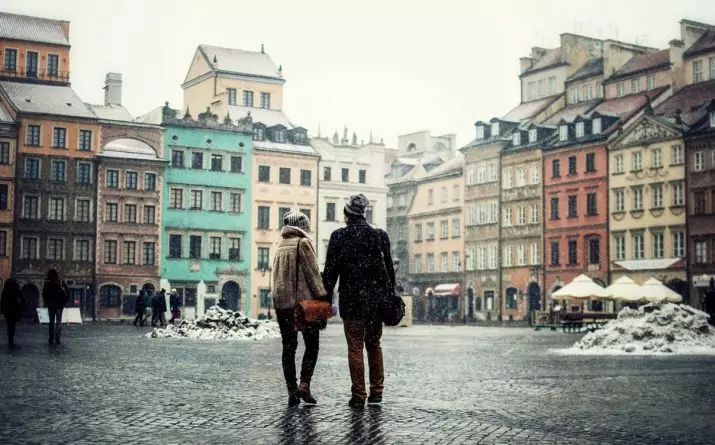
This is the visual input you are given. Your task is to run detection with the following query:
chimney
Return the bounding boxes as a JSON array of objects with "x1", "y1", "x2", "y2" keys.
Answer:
[
  {"x1": 519, "y1": 57, "x2": 534, "y2": 74},
  {"x1": 669, "y1": 39, "x2": 685, "y2": 91},
  {"x1": 59, "y1": 20, "x2": 70, "y2": 41},
  {"x1": 103, "y1": 73, "x2": 122, "y2": 106},
  {"x1": 531, "y1": 47, "x2": 548, "y2": 62}
]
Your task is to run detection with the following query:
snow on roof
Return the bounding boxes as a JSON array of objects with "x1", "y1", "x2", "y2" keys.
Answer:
[
  {"x1": 543, "y1": 100, "x2": 600, "y2": 125},
  {"x1": 614, "y1": 258, "x2": 682, "y2": 271},
  {"x1": 228, "y1": 105, "x2": 293, "y2": 128},
  {"x1": 608, "y1": 50, "x2": 670, "y2": 81},
  {"x1": 655, "y1": 79, "x2": 715, "y2": 126},
  {"x1": 522, "y1": 48, "x2": 563, "y2": 74},
  {"x1": 425, "y1": 153, "x2": 464, "y2": 177},
  {"x1": 0, "y1": 12, "x2": 69, "y2": 46},
  {"x1": 100, "y1": 138, "x2": 161, "y2": 161},
  {"x1": 253, "y1": 139, "x2": 318, "y2": 157},
  {"x1": 683, "y1": 27, "x2": 715, "y2": 58},
  {"x1": 567, "y1": 58, "x2": 604, "y2": 82},
  {"x1": 199, "y1": 45, "x2": 282, "y2": 80},
  {"x1": 502, "y1": 95, "x2": 560, "y2": 122},
  {"x1": 0, "y1": 81, "x2": 96, "y2": 119},
  {"x1": 88, "y1": 104, "x2": 134, "y2": 122},
  {"x1": 0, "y1": 104, "x2": 13, "y2": 123}
]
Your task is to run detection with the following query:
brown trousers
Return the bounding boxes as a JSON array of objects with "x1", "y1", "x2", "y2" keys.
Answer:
[{"x1": 343, "y1": 318, "x2": 384, "y2": 401}]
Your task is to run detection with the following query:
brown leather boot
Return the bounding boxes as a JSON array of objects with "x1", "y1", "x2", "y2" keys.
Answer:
[{"x1": 296, "y1": 381, "x2": 317, "y2": 405}]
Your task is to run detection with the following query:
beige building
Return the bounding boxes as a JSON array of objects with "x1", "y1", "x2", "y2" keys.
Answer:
[{"x1": 407, "y1": 155, "x2": 464, "y2": 322}]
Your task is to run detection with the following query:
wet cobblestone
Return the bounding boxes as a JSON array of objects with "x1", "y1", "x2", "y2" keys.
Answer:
[{"x1": 1, "y1": 323, "x2": 714, "y2": 444}]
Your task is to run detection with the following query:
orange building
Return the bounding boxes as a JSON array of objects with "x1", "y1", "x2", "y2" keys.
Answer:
[{"x1": 0, "y1": 104, "x2": 16, "y2": 287}]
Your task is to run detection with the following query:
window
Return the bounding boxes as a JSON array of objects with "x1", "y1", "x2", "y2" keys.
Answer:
[
  {"x1": 512, "y1": 133, "x2": 521, "y2": 145},
  {"x1": 517, "y1": 244, "x2": 526, "y2": 266},
  {"x1": 210, "y1": 237, "x2": 222, "y2": 259},
  {"x1": 0, "y1": 142, "x2": 8, "y2": 164},
  {"x1": 123, "y1": 241, "x2": 136, "y2": 265},
  {"x1": 300, "y1": 169, "x2": 312, "y2": 186},
  {"x1": 568, "y1": 240, "x2": 578, "y2": 265},
  {"x1": 567, "y1": 195, "x2": 577, "y2": 218},
  {"x1": 592, "y1": 118, "x2": 602, "y2": 134},
  {"x1": 516, "y1": 168, "x2": 526, "y2": 187},
  {"x1": 452, "y1": 218, "x2": 460, "y2": 238},
  {"x1": 426, "y1": 222, "x2": 435, "y2": 241},
  {"x1": 358, "y1": 169, "x2": 367, "y2": 184},
  {"x1": 613, "y1": 154, "x2": 624, "y2": 174},
  {"x1": 27, "y1": 125, "x2": 41, "y2": 146},
  {"x1": 191, "y1": 152, "x2": 203, "y2": 169},
  {"x1": 257, "y1": 247, "x2": 270, "y2": 269},
  {"x1": 651, "y1": 148, "x2": 662, "y2": 168},
  {"x1": 22, "y1": 195, "x2": 40, "y2": 219},
  {"x1": 694, "y1": 191, "x2": 706, "y2": 214},
  {"x1": 426, "y1": 253, "x2": 435, "y2": 273},
  {"x1": 438, "y1": 186, "x2": 448, "y2": 203},
  {"x1": 229, "y1": 238, "x2": 241, "y2": 261},
  {"x1": 711, "y1": 111, "x2": 715, "y2": 128},
  {"x1": 4, "y1": 48, "x2": 17, "y2": 71},
  {"x1": 488, "y1": 245, "x2": 497, "y2": 269},
  {"x1": 143, "y1": 242, "x2": 156, "y2": 265},
  {"x1": 104, "y1": 240, "x2": 117, "y2": 264},
  {"x1": 124, "y1": 204, "x2": 137, "y2": 223},
  {"x1": 46, "y1": 53, "x2": 59, "y2": 76},
  {"x1": 586, "y1": 192, "x2": 598, "y2": 216},
  {"x1": 517, "y1": 206, "x2": 526, "y2": 225},
  {"x1": 106, "y1": 170, "x2": 119, "y2": 188},
  {"x1": 169, "y1": 235, "x2": 182, "y2": 258},
  {"x1": 476, "y1": 126, "x2": 485, "y2": 139},
  {"x1": 260, "y1": 92, "x2": 271, "y2": 109},
  {"x1": 278, "y1": 167, "x2": 291, "y2": 185},
  {"x1": 631, "y1": 78, "x2": 641, "y2": 94},
  {"x1": 106, "y1": 203, "x2": 118, "y2": 222},
  {"x1": 52, "y1": 127, "x2": 67, "y2": 148},
  {"x1": 74, "y1": 239, "x2": 90, "y2": 262},
  {"x1": 531, "y1": 204, "x2": 539, "y2": 224},
  {"x1": 323, "y1": 167, "x2": 332, "y2": 181},
  {"x1": 530, "y1": 242, "x2": 539, "y2": 265},
  {"x1": 550, "y1": 197, "x2": 560, "y2": 220},
  {"x1": 414, "y1": 255, "x2": 422, "y2": 273},
  {"x1": 711, "y1": 57, "x2": 715, "y2": 81},
  {"x1": 671, "y1": 145, "x2": 684, "y2": 165},
  {"x1": 143, "y1": 205, "x2": 156, "y2": 224},
  {"x1": 652, "y1": 184, "x2": 663, "y2": 208},
  {"x1": 570, "y1": 87, "x2": 580, "y2": 104},
  {"x1": 615, "y1": 235, "x2": 625, "y2": 261},
  {"x1": 227, "y1": 88, "x2": 237, "y2": 105},
  {"x1": 587, "y1": 238, "x2": 600, "y2": 265},
  {"x1": 503, "y1": 208, "x2": 512, "y2": 226},
  {"x1": 633, "y1": 233, "x2": 644, "y2": 260},
  {"x1": 695, "y1": 152, "x2": 704, "y2": 171},
  {"x1": 75, "y1": 199, "x2": 91, "y2": 222},
  {"x1": 78, "y1": 130, "x2": 92, "y2": 151},
  {"x1": 559, "y1": 125, "x2": 568, "y2": 141},
  {"x1": 548, "y1": 76, "x2": 556, "y2": 94},
  {"x1": 278, "y1": 207, "x2": 291, "y2": 228},
  {"x1": 258, "y1": 206, "x2": 270, "y2": 229},
  {"x1": 503, "y1": 246, "x2": 512, "y2": 267},
  {"x1": 491, "y1": 122, "x2": 500, "y2": 136},
  {"x1": 253, "y1": 127, "x2": 265, "y2": 141},
  {"x1": 48, "y1": 198, "x2": 64, "y2": 221},
  {"x1": 673, "y1": 231, "x2": 685, "y2": 257},
  {"x1": 190, "y1": 190, "x2": 203, "y2": 209},
  {"x1": 695, "y1": 241, "x2": 708, "y2": 264},
  {"x1": 528, "y1": 128, "x2": 538, "y2": 143},
  {"x1": 614, "y1": 190, "x2": 625, "y2": 212},
  {"x1": 231, "y1": 156, "x2": 243, "y2": 173},
  {"x1": 211, "y1": 191, "x2": 223, "y2": 211},
  {"x1": 76, "y1": 162, "x2": 91, "y2": 184},
  {"x1": 537, "y1": 79, "x2": 545, "y2": 96},
  {"x1": 189, "y1": 235, "x2": 202, "y2": 259},
  {"x1": 617, "y1": 83, "x2": 625, "y2": 97},
  {"x1": 568, "y1": 156, "x2": 577, "y2": 175},
  {"x1": 230, "y1": 193, "x2": 242, "y2": 213},
  {"x1": 632, "y1": 152, "x2": 643, "y2": 171},
  {"x1": 299, "y1": 208, "x2": 312, "y2": 226},
  {"x1": 583, "y1": 84, "x2": 592, "y2": 101},
  {"x1": 21, "y1": 237, "x2": 38, "y2": 259},
  {"x1": 258, "y1": 288, "x2": 271, "y2": 307},
  {"x1": 440, "y1": 220, "x2": 448, "y2": 239},
  {"x1": 258, "y1": 165, "x2": 270, "y2": 182},
  {"x1": 552, "y1": 159, "x2": 561, "y2": 178},
  {"x1": 550, "y1": 240, "x2": 560, "y2": 265},
  {"x1": 415, "y1": 224, "x2": 423, "y2": 242},
  {"x1": 342, "y1": 168, "x2": 349, "y2": 182},
  {"x1": 440, "y1": 252, "x2": 448, "y2": 272},
  {"x1": 530, "y1": 165, "x2": 540, "y2": 184},
  {"x1": 575, "y1": 122, "x2": 585, "y2": 138},
  {"x1": 243, "y1": 90, "x2": 254, "y2": 107},
  {"x1": 427, "y1": 189, "x2": 435, "y2": 205},
  {"x1": 326, "y1": 203, "x2": 336, "y2": 221},
  {"x1": 47, "y1": 238, "x2": 64, "y2": 260},
  {"x1": 452, "y1": 252, "x2": 460, "y2": 272},
  {"x1": 211, "y1": 154, "x2": 223, "y2": 172},
  {"x1": 632, "y1": 188, "x2": 643, "y2": 210},
  {"x1": 145, "y1": 173, "x2": 156, "y2": 191},
  {"x1": 651, "y1": 232, "x2": 664, "y2": 259},
  {"x1": 647, "y1": 75, "x2": 656, "y2": 90},
  {"x1": 502, "y1": 171, "x2": 512, "y2": 189},
  {"x1": 693, "y1": 60, "x2": 703, "y2": 83},
  {"x1": 585, "y1": 153, "x2": 596, "y2": 172},
  {"x1": 50, "y1": 159, "x2": 66, "y2": 182},
  {"x1": 672, "y1": 182, "x2": 684, "y2": 206},
  {"x1": 170, "y1": 188, "x2": 183, "y2": 208},
  {"x1": 126, "y1": 172, "x2": 138, "y2": 189},
  {"x1": 171, "y1": 150, "x2": 184, "y2": 168}
]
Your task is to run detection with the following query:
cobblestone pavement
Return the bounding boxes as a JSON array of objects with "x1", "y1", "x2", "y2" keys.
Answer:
[{"x1": 1, "y1": 323, "x2": 714, "y2": 444}]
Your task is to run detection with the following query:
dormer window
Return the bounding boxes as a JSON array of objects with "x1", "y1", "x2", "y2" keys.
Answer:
[
  {"x1": 528, "y1": 129, "x2": 537, "y2": 143},
  {"x1": 512, "y1": 133, "x2": 521, "y2": 146},
  {"x1": 592, "y1": 118, "x2": 602, "y2": 134},
  {"x1": 710, "y1": 111, "x2": 715, "y2": 128},
  {"x1": 575, "y1": 122, "x2": 585, "y2": 138},
  {"x1": 491, "y1": 122, "x2": 500, "y2": 137},
  {"x1": 292, "y1": 132, "x2": 307, "y2": 144},
  {"x1": 274, "y1": 129, "x2": 286, "y2": 143},
  {"x1": 559, "y1": 125, "x2": 568, "y2": 142},
  {"x1": 476, "y1": 126, "x2": 485, "y2": 139},
  {"x1": 252, "y1": 126, "x2": 265, "y2": 141}
]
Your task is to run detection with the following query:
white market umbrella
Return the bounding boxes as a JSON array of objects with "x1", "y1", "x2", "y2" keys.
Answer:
[
  {"x1": 640, "y1": 278, "x2": 683, "y2": 303},
  {"x1": 604, "y1": 276, "x2": 646, "y2": 303},
  {"x1": 551, "y1": 274, "x2": 608, "y2": 300}
]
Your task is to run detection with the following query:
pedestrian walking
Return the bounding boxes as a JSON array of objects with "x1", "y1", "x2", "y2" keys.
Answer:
[
  {"x1": 134, "y1": 290, "x2": 147, "y2": 327},
  {"x1": 43, "y1": 269, "x2": 69, "y2": 345},
  {"x1": 705, "y1": 278, "x2": 715, "y2": 326},
  {"x1": 169, "y1": 289, "x2": 181, "y2": 324},
  {"x1": 322, "y1": 194, "x2": 396, "y2": 408},
  {"x1": 272, "y1": 210, "x2": 328, "y2": 407},
  {"x1": 1, "y1": 279, "x2": 23, "y2": 349},
  {"x1": 152, "y1": 289, "x2": 166, "y2": 327}
]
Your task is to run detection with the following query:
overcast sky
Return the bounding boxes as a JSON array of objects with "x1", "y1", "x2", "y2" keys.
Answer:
[{"x1": 5, "y1": 0, "x2": 715, "y2": 147}]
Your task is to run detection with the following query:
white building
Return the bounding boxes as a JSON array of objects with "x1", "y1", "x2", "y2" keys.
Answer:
[{"x1": 311, "y1": 129, "x2": 389, "y2": 268}]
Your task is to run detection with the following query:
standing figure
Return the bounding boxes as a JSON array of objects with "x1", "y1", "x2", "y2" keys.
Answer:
[
  {"x1": 169, "y1": 289, "x2": 181, "y2": 324},
  {"x1": 134, "y1": 290, "x2": 147, "y2": 327},
  {"x1": 1, "y1": 279, "x2": 23, "y2": 349},
  {"x1": 272, "y1": 210, "x2": 327, "y2": 406},
  {"x1": 43, "y1": 269, "x2": 69, "y2": 345},
  {"x1": 322, "y1": 194, "x2": 396, "y2": 408},
  {"x1": 706, "y1": 278, "x2": 715, "y2": 327}
]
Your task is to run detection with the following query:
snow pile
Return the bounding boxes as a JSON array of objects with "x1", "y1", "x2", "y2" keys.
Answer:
[
  {"x1": 571, "y1": 303, "x2": 715, "y2": 354},
  {"x1": 146, "y1": 306, "x2": 280, "y2": 341}
]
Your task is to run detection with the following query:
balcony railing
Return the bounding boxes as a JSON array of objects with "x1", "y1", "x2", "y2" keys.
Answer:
[{"x1": 0, "y1": 65, "x2": 70, "y2": 84}]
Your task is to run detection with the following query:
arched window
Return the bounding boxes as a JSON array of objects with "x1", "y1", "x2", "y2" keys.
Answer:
[
  {"x1": 407, "y1": 143, "x2": 416, "y2": 152},
  {"x1": 100, "y1": 285, "x2": 122, "y2": 307}
]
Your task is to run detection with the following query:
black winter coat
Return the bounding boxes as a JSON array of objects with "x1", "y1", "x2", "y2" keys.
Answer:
[
  {"x1": 42, "y1": 280, "x2": 68, "y2": 311},
  {"x1": 323, "y1": 219, "x2": 396, "y2": 321}
]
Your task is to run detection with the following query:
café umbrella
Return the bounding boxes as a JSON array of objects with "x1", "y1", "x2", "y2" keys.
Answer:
[
  {"x1": 604, "y1": 276, "x2": 646, "y2": 303},
  {"x1": 641, "y1": 278, "x2": 683, "y2": 303},
  {"x1": 551, "y1": 274, "x2": 608, "y2": 300}
]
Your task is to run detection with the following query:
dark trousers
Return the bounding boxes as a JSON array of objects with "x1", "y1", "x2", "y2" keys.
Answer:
[
  {"x1": 6, "y1": 318, "x2": 17, "y2": 346},
  {"x1": 276, "y1": 308, "x2": 320, "y2": 392},
  {"x1": 134, "y1": 310, "x2": 145, "y2": 326},
  {"x1": 48, "y1": 308, "x2": 63, "y2": 344},
  {"x1": 343, "y1": 318, "x2": 384, "y2": 401}
]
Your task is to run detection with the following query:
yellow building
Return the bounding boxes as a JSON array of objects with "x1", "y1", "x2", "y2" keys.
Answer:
[
  {"x1": 608, "y1": 110, "x2": 687, "y2": 288},
  {"x1": 182, "y1": 44, "x2": 320, "y2": 318}
]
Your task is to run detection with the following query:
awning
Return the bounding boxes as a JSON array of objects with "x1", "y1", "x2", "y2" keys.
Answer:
[{"x1": 432, "y1": 284, "x2": 461, "y2": 297}]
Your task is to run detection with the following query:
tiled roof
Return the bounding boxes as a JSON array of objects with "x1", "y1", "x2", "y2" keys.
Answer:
[
  {"x1": 199, "y1": 45, "x2": 282, "y2": 80},
  {"x1": 424, "y1": 153, "x2": 464, "y2": 177},
  {"x1": 543, "y1": 100, "x2": 600, "y2": 125},
  {"x1": 228, "y1": 105, "x2": 293, "y2": 128},
  {"x1": 99, "y1": 138, "x2": 161, "y2": 161},
  {"x1": 655, "y1": 79, "x2": 715, "y2": 127},
  {"x1": 607, "y1": 50, "x2": 670, "y2": 81},
  {"x1": 567, "y1": 58, "x2": 603, "y2": 82},
  {"x1": 589, "y1": 86, "x2": 669, "y2": 123},
  {"x1": 522, "y1": 48, "x2": 564, "y2": 75},
  {"x1": 88, "y1": 104, "x2": 134, "y2": 122},
  {"x1": 501, "y1": 95, "x2": 560, "y2": 122},
  {"x1": 683, "y1": 28, "x2": 715, "y2": 58},
  {"x1": 0, "y1": 81, "x2": 96, "y2": 119},
  {"x1": 0, "y1": 12, "x2": 69, "y2": 46}
]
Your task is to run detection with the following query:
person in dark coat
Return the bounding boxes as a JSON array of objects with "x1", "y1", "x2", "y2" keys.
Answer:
[
  {"x1": 43, "y1": 269, "x2": 69, "y2": 345},
  {"x1": 152, "y1": 289, "x2": 167, "y2": 327},
  {"x1": 705, "y1": 278, "x2": 715, "y2": 326},
  {"x1": 169, "y1": 289, "x2": 181, "y2": 324},
  {"x1": 134, "y1": 290, "x2": 147, "y2": 327},
  {"x1": 1, "y1": 279, "x2": 23, "y2": 349},
  {"x1": 322, "y1": 194, "x2": 396, "y2": 408}
]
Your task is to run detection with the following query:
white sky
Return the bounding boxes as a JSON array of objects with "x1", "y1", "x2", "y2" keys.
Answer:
[{"x1": 4, "y1": 0, "x2": 715, "y2": 147}]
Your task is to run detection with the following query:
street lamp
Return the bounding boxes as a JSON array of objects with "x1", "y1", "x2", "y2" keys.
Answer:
[{"x1": 260, "y1": 266, "x2": 272, "y2": 319}]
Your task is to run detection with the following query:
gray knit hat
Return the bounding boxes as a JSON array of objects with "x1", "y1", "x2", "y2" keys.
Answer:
[
  {"x1": 344, "y1": 194, "x2": 369, "y2": 217},
  {"x1": 283, "y1": 210, "x2": 310, "y2": 231}
]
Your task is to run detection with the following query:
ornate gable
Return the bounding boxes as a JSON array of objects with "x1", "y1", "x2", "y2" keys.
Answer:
[{"x1": 613, "y1": 116, "x2": 681, "y2": 149}]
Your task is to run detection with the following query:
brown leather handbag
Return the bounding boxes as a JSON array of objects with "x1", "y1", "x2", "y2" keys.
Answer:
[{"x1": 293, "y1": 238, "x2": 333, "y2": 331}]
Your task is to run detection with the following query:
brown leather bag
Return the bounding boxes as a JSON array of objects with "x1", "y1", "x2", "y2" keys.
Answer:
[{"x1": 293, "y1": 238, "x2": 332, "y2": 331}]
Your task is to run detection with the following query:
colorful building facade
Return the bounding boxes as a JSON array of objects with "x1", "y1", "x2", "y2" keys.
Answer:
[{"x1": 0, "y1": 102, "x2": 15, "y2": 288}]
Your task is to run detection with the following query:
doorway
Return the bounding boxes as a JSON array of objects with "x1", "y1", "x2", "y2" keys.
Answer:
[{"x1": 221, "y1": 281, "x2": 241, "y2": 312}]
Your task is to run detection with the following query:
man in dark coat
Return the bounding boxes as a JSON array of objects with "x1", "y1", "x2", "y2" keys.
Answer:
[
  {"x1": 323, "y1": 194, "x2": 395, "y2": 408},
  {"x1": 134, "y1": 290, "x2": 147, "y2": 327},
  {"x1": 705, "y1": 278, "x2": 715, "y2": 326},
  {"x1": 43, "y1": 269, "x2": 69, "y2": 345},
  {"x1": 1, "y1": 279, "x2": 23, "y2": 349}
]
